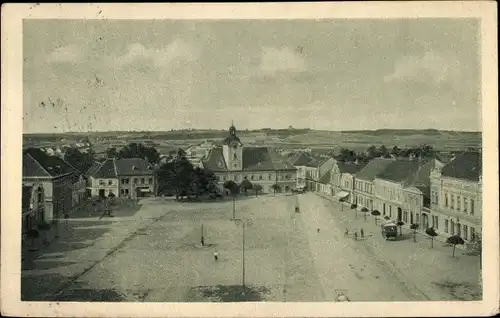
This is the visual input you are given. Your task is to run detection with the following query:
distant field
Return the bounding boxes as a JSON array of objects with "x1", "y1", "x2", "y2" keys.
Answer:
[{"x1": 23, "y1": 129, "x2": 482, "y2": 154}]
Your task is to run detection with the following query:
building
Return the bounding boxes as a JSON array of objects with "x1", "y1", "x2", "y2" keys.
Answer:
[
  {"x1": 22, "y1": 183, "x2": 45, "y2": 233},
  {"x1": 353, "y1": 158, "x2": 394, "y2": 211},
  {"x1": 22, "y1": 149, "x2": 83, "y2": 222},
  {"x1": 288, "y1": 152, "x2": 313, "y2": 189},
  {"x1": 86, "y1": 158, "x2": 157, "y2": 199},
  {"x1": 373, "y1": 158, "x2": 443, "y2": 229},
  {"x1": 184, "y1": 140, "x2": 216, "y2": 167},
  {"x1": 330, "y1": 160, "x2": 367, "y2": 204},
  {"x1": 201, "y1": 124, "x2": 296, "y2": 194},
  {"x1": 430, "y1": 152, "x2": 482, "y2": 244}
]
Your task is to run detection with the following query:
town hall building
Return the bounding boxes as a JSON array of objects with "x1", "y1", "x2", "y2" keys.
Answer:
[{"x1": 201, "y1": 124, "x2": 297, "y2": 194}]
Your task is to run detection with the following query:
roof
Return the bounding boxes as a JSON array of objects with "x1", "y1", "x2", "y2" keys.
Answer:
[
  {"x1": 441, "y1": 151, "x2": 482, "y2": 181},
  {"x1": 355, "y1": 158, "x2": 394, "y2": 181},
  {"x1": 22, "y1": 186, "x2": 33, "y2": 210},
  {"x1": 86, "y1": 158, "x2": 154, "y2": 178},
  {"x1": 23, "y1": 148, "x2": 77, "y2": 178},
  {"x1": 116, "y1": 158, "x2": 154, "y2": 176},
  {"x1": 377, "y1": 159, "x2": 427, "y2": 183},
  {"x1": 318, "y1": 171, "x2": 331, "y2": 184},
  {"x1": 202, "y1": 146, "x2": 296, "y2": 172},
  {"x1": 337, "y1": 161, "x2": 368, "y2": 174},
  {"x1": 289, "y1": 152, "x2": 312, "y2": 166}
]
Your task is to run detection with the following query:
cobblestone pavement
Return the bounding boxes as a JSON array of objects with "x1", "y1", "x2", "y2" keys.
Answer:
[{"x1": 21, "y1": 193, "x2": 481, "y2": 302}]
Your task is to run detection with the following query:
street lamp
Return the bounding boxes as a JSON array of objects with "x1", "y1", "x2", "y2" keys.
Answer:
[
  {"x1": 232, "y1": 194, "x2": 236, "y2": 220},
  {"x1": 234, "y1": 218, "x2": 253, "y2": 295}
]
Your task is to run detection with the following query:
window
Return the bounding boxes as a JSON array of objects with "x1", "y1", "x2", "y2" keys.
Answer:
[
  {"x1": 403, "y1": 211, "x2": 408, "y2": 223},
  {"x1": 125, "y1": 189, "x2": 129, "y2": 195},
  {"x1": 133, "y1": 178, "x2": 137, "y2": 184},
  {"x1": 250, "y1": 175, "x2": 254, "y2": 180},
  {"x1": 233, "y1": 153, "x2": 237, "y2": 160},
  {"x1": 463, "y1": 225, "x2": 468, "y2": 240},
  {"x1": 141, "y1": 178, "x2": 145, "y2": 184},
  {"x1": 233, "y1": 164, "x2": 237, "y2": 168},
  {"x1": 445, "y1": 220, "x2": 449, "y2": 233},
  {"x1": 121, "y1": 189, "x2": 125, "y2": 195},
  {"x1": 216, "y1": 176, "x2": 220, "y2": 181},
  {"x1": 450, "y1": 220, "x2": 455, "y2": 235},
  {"x1": 233, "y1": 175, "x2": 237, "y2": 181},
  {"x1": 457, "y1": 223, "x2": 461, "y2": 236},
  {"x1": 223, "y1": 176, "x2": 227, "y2": 181},
  {"x1": 99, "y1": 179, "x2": 105, "y2": 186},
  {"x1": 148, "y1": 178, "x2": 153, "y2": 184},
  {"x1": 416, "y1": 213, "x2": 420, "y2": 224},
  {"x1": 445, "y1": 193, "x2": 449, "y2": 207},
  {"x1": 269, "y1": 174, "x2": 272, "y2": 180},
  {"x1": 121, "y1": 179, "x2": 125, "y2": 184},
  {"x1": 464, "y1": 198, "x2": 468, "y2": 212},
  {"x1": 471, "y1": 227, "x2": 476, "y2": 241},
  {"x1": 108, "y1": 180, "x2": 113, "y2": 185},
  {"x1": 456, "y1": 196, "x2": 461, "y2": 211},
  {"x1": 470, "y1": 199, "x2": 475, "y2": 215},
  {"x1": 450, "y1": 194, "x2": 454, "y2": 209}
]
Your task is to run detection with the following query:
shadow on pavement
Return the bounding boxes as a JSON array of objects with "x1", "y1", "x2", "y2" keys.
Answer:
[
  {"x1": 188, "y1": 285, "x2": 271, "y2": 302},
  {"x1": 22, "y1": 273, "x2": 126, "y2": 301}
]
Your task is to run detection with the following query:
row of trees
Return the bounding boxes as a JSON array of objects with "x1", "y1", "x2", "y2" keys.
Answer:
[
  {"x1": 353, "y1": 205, "x2": 479, "y2": 259},
  {"x1": 335, "y1": 144, "x2": 436, "y2": 163},
  {"x1": 106, "y1": 143, "x2": 161, "y2": 165}
]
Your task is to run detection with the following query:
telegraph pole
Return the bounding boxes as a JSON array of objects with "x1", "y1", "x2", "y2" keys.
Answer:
[{"x1": 234, "y1": 218, "x2": 253, "y2": 294}]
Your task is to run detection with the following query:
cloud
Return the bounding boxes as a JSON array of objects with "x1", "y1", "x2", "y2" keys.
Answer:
[
  {"x1": 384, "y1": 51, "x2": 462, "y2": 86},
  {"x1": 114, "y1": 40, "x2": 199, "y2": 68},
  {"x1": 258, "y1": 46, "x2": 307, "y2": 76},
  {"x1": 47, "y1": 44, "x2": 83, "y2": 63}
]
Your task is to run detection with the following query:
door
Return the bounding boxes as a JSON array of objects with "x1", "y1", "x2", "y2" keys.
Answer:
[
  {"x1": 397, "y1": 208, "x2": 402, "y2": 222},
  {"x1": 98, "y1": 189, "x2": 105, "y2": 198}
]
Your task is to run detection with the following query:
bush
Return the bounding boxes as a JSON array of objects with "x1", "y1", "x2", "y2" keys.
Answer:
[
  {"x1": 425, "y1": 227, "x2": 438, "y2": 248},
  {"x1": 446, "y1": 235, "x2": 465, "y2": 257},
  {"x1": 350, "y1": 204, "x2": 357, "y2": 209}
]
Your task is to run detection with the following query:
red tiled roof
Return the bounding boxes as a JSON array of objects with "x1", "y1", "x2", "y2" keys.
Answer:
[{"x1": 441, "y1": 151, "x2": 482, "y2": 181}]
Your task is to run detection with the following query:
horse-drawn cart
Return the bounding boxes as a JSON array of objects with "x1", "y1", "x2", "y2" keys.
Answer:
[{"x1": 381, "y1": 222, "x2": 398, "y2": 240}]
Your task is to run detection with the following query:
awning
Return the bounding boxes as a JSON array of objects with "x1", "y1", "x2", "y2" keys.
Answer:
[{"x1": 336, "y1": 191, "x2": 350, "y2": 199}]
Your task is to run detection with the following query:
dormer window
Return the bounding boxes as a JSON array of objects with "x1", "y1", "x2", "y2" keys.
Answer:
[
  {"x1": 217, "y1": 161, "x2": 223, "y2": 168},
  {"x1": 233, "y1": 153, "x2": 238, "y2": 160},
  {"x1": 132, "y1": 165, "x2": 137, "y2": 170}
]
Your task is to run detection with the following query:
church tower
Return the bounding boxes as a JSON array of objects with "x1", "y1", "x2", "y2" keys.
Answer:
[{"x1": 222, "y1": 122, "x2": 243, "y2": 171}]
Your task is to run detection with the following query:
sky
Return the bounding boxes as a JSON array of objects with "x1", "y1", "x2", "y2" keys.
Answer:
[{"x1": 23, "y1": 19, "x2": 481, "y2": 133}]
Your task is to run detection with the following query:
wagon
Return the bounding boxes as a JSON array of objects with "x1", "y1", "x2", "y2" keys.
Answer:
[{"x1": 381, "y1": 222, "x2": 398, "y2": 240}]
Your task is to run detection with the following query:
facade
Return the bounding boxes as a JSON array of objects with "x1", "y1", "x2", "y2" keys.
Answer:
[
  {"x1": 373, "y1": 158, "x2": 443, "y2": 229},
  {"x1": 317, "y1": 170, "x2": 333, "y2": 196},
  {"x1": 288, "y1": 152, "x2": 313, "y2": 189},
  {"x1": 86, "y1": 158, "x2": 157, "y2": 199},
  {"x1": 22, "y1": 183, "x2": 45, "y2": 233},
  {"x1": 22, "y1": 149, "x2": 82, "y2": 222},
  {"x1": 201, "y1": 124, "x2": 297, "y2": 194},
  {"x1": 330, "y1": 160, "x2": 367, "y2": 204},
  {"x1": 353, "y1": 158, "x2": 394, "y2": 211},
  {"x1": 430, "y1": 152, "x2": 482, "y2": 244}
]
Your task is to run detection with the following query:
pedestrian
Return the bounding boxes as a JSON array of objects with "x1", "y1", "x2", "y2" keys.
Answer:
[
  {"x1": 213, "y1": 251, "x2": 219, "y2": 261},
  {"x1": 354, "y1": 231, "x2": 358, "y2": 241},
  {"x1": 360, "y1": 228, "x2": 364, "y2": 238},
  {"x1": 317, "y1": 228, "x2": 320, "y2": 233},
  {"x1": 201, "y1": 236, "x2": 205, "y2": 246},
  {"x1": 344, "y1": 228, "x2": 349, "y2": 237}
]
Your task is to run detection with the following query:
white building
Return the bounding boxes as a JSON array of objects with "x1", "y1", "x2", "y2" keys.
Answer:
[{"x1": 430, "y1": 152, "x2": 482, "y2": 245}]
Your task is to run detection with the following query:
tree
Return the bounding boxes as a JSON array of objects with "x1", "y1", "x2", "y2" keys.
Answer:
[
  {"x1": 63, "y1": 147, "x2": 95, "y2": 174},
  {"x1": 425, "y1": 227, "x2": 438, "y2": 248},
  {"x1": 396, "y1": 221, "x2": 405, "y2": 236},
  {"x1": 106, "y1": 147, "x2": 118, "y2": 158},
  {"x1": 271, "y1": 183, "x2": 281, "y2": 196},
  {"x1": 378, "y1": 145, "x2": 389, "y2": 158},
  {"x1": 446, "y1": 235, "x2": 465, "y2": 257},
  {"x1": 223, "y1": 180, "x2": 239, "y2": 196},
  {"x1": 391, "y1": 146, "x2": 401, "y2": 157},
  {"x1": 117, "y1": 142, "x2": 160, "y2": 164},
  {"x1": 254, "y1": 184, "x2": 263, "y2": 197},
  {"x1": 384, "y1": 216, "x2": 390, "y2": 220},
  {"x1": 410, "y1": 223, "x2": 419, "y2": 242},
  {"x1": 366, "y1": 145, "x2": 379, "y2": 159},
  {"x1": 371, "y1": 210, "x2": 381, "y2": 225},
  {"x1": 240, "y1": 179, "x2": 253, "y2": 196}
]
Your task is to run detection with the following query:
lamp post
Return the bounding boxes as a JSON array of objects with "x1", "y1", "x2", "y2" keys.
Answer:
[
  {"x1": 234, "y1": 218, "x2": 253, "y2": 295},
  {"x1": 232, "y1": 194, "x2": 236, "y2": 220}
]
